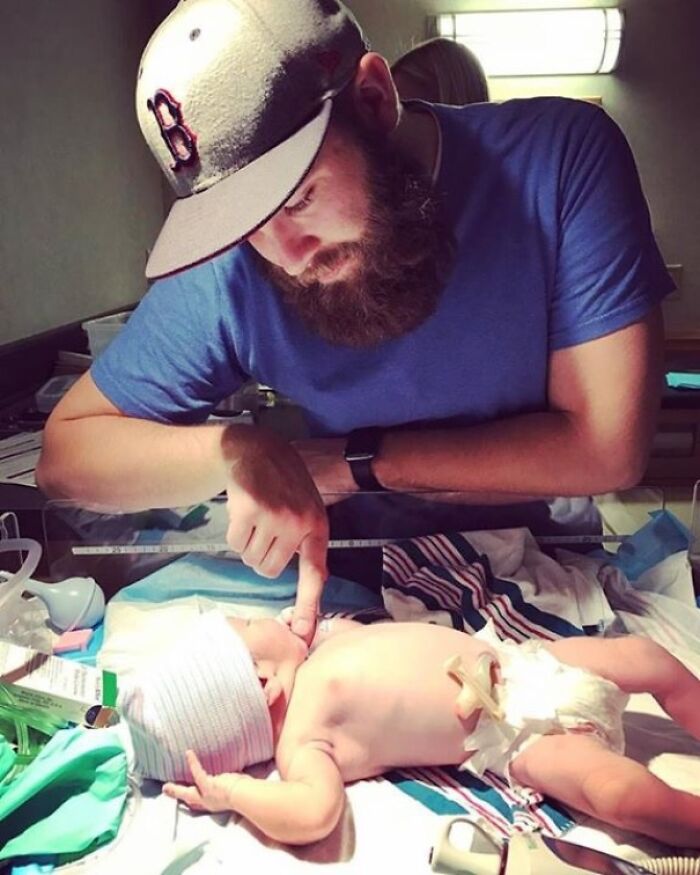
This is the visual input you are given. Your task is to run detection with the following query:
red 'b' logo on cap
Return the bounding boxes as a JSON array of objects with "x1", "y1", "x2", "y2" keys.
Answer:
[{"x1": 147, "y1": 89, "x2": 198, "y2": 171}]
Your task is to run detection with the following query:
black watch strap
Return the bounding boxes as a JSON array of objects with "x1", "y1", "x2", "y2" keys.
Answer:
[{"x1": 344, "y1": 427, "x2": 387, "y2": 492}]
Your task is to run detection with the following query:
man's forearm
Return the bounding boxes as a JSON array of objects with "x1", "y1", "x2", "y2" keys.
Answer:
[
  {"x1": 366, "y1": 312, "x2": 662, "y2": 499},
  {"x1": 38, "y1": 416, "x2": 247, "y2": 511},
  {"x1": 373, "y1": 408, "x2": 651, "y2": 498}
]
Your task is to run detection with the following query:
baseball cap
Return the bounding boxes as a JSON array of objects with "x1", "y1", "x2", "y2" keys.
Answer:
[{"x1": 136, "y1": 0, "x2": 368, "y2": 279}]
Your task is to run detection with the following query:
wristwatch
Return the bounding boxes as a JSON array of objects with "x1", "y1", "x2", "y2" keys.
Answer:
[{"x1": 344, "y1": 427, "x2": 387, "y2": 492}]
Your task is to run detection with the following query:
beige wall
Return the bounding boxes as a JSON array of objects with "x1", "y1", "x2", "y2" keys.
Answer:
[
  {"x1": 346, "y1": 0, "x2": 700, "y2": 333},
  {"x1": 0, "y1": 1, "x2": 165, "y2": 346}
]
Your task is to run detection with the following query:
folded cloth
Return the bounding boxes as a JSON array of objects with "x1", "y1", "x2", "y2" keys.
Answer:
[
  {"x1": 0, "y1": 726, "x2": 127, "y2": 865},
  {"x1": 380, "y1": 528, "x2": 609, "y2": 638},
  {"x1": 118, "y1": 610, "x2": 273, "y2": 782}
]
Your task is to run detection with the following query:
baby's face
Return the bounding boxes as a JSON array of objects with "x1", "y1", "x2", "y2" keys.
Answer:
[
  {"x1": 228, "y1": 616, "x2": 308, "y2": 670},
  {"x1": 227, "y1": 616, "x2": 308, "y2": 724}
]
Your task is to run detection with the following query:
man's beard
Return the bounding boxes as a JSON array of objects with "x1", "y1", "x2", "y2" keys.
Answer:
[{"x1": 254, "y1": 124, "x2": 454, "y2": 348}]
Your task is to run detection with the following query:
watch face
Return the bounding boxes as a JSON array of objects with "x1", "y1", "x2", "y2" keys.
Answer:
[
  {"x1": 346, "y1": 451, "x2": 374, "y2": 462},
  {"x1": 344, "y1": 428, "x2": 385, "y2": 491},
  {"x1": 345, "y1": 427, "x2": 381, "y2": 461}
]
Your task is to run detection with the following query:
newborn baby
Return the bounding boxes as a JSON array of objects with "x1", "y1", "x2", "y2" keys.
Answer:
[{"x1": 118, "y1": 610, "x2": 700, "y2": 847}]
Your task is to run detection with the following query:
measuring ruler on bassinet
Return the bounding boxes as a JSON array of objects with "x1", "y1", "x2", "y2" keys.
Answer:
[{"x1": 71, "y1": 532, "x2": 630, "y2": 556}]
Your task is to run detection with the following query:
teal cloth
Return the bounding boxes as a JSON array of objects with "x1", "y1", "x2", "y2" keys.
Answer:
[
  {"x1": 111, "y1": 551, "x2": 383, "y2": 613},
  {"x1": 666, "y1": 371, "x2": 700, "y2": 390},
  {"x1": 0, "y1": 726, "x2": 127, "y2": 864}
]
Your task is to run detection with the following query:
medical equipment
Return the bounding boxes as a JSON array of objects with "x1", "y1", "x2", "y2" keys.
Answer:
[
  {"x1": 0, "y1": 538, "x2": 42, "y2": 607},
  {"x1": 0, "y1": 537, "x2": 51, "y2": 651},
  {"x1": 70, "y1": 532, "x2": 630, "y2": 557},
  {"x1": 0, "y1": 538, "x2": 104, "y2": 634},
  {"x1": 21, "y1": 575, "x2": 104, "y2": 632},
  {"x1": 0, "y1": 686, "x2": 64, "y2": 784},
  {"x1": 429, "y1": 816, "x2": 700, "y2": 875}
]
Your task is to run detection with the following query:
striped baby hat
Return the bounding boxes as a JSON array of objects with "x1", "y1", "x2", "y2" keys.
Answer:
[{"x1": 118, "y1": 610, "x2": 274, "y2": 782}]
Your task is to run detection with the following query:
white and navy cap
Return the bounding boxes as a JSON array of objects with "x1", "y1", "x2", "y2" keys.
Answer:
[
  {"x1": 136, "y1": 0, "x2": 368, "y2": 279},
  {"x1": 118, "y1": 611, "x2": 274, "y2": 782}
]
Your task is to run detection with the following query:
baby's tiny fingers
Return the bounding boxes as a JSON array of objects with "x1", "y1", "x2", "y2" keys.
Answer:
[
  {"x1": 186, "y1": 749, "x2": 209, "y2": 781},
  {"x1": 163, "y1": 782, "x2": 206, "y2": 811}
]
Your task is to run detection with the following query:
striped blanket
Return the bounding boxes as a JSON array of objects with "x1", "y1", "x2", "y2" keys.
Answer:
[{"x1": 344, "y1": 526, "x2": 624, "y2": 839}]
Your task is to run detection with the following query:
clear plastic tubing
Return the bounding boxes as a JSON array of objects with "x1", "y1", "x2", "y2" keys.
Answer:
[{"x1": 0, "y1": 538, "x2": 42, "y2": 612}]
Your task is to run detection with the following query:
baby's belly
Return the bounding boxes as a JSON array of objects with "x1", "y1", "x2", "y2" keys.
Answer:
[
  {"x1": 285, "y1": 623, "x2": 495, "y2": 782},
  {"x1": 331, "y1": 708, "x2": 481, "y2": 783}
]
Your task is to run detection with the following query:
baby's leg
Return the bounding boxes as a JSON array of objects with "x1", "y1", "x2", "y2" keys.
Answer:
[
  {"x1": 510, "y1": 733, "x2": 700, "y2": 847},
  {"x1": 544, "y1": 635, "x2": 700, "y2": 739}
]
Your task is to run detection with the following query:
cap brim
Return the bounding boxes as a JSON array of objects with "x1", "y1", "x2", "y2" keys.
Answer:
[{"x1": 145, "y1": 100, "x2": 333, "y2": 280}]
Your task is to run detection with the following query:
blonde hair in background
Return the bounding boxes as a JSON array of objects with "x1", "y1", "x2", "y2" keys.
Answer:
[{"x1": 391, "y1": 37, "x2": 490, "y2": 106}]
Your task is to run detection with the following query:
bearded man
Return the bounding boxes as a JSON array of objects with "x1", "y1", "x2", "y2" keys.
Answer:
[{"x1": 38, "y1": 0, "x2": 672, "y2": 643}]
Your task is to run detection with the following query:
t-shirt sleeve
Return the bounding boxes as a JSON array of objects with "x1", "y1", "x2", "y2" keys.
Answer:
[
  {"x1": 91, "y1": 263, "x2": 247, "y2": 424},
  {"x1": 549, "y1": 103, "x2": 674, "y2": 350}
]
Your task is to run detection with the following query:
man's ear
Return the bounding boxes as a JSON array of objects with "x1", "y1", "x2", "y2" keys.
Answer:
[{"x1": 350, "y1": 52, "x2": 400, "y2": 134}]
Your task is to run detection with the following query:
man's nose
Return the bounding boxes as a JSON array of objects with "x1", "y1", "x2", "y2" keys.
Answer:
[{"x1": 257, "y1": 215, "x2": 321, "y2": 276}]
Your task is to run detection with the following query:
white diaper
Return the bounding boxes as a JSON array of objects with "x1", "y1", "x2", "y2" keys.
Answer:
[{"x1": 462, "y1": 622, "x2": 629, "y2": 786}]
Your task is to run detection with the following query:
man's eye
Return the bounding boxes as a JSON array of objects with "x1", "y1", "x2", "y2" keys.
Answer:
[{"x1": 286, "y1": 187, "x2": 314, "y2": 215}]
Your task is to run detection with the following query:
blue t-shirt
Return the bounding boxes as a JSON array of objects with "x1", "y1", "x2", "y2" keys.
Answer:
[{"x1": 93, "y1": 98, "x2": 673, "y2": 436}]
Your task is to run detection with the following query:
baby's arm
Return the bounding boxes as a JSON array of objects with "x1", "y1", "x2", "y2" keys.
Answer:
[{"x1": 164, "y1": 745, "x2": 345, "y2": 845}]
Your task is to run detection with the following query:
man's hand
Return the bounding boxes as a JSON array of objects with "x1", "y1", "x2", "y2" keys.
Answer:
[
  {"x1": 223, "y1": 426, "x2": 328, "y2": 641},
  {"x1": 278, "y1": 606, "x2": 362, "y2": 651}
]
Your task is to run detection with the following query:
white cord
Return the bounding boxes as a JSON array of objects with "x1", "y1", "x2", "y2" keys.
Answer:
[{"x1": 641, "y1": 857, "x2": 700, "y2": 875}]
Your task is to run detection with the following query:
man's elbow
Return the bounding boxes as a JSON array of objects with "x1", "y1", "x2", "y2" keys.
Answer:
[
  {"x1": 593, "y1": 441, "x2": 651, "y2": 493},
  {"x1": 35, "y1": 448, "x2": 71, "y2": 499},
  {"x1": 35, "y1": 418, "x2": 80, "y2": 500}
]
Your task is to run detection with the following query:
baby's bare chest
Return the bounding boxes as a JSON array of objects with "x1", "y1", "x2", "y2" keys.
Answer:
[{"x1": 279, "y1": 627, "x2": 486, "y2": 779}]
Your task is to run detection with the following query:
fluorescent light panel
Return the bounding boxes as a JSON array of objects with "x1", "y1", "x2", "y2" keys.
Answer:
[{"x1": 436, "y1": 8, "x2": 623, "y2": 77}]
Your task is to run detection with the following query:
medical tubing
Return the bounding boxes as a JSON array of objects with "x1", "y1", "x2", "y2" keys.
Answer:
[
  {"x1": 0, "y1": 686, "x2": 65, "y2": 738},
  {"x1": 0, "y1": 538, "x2": 42, "y2": 611},
  {"x1": 0, "y1": 680, "x2": 64, "y2": 784},
  {"x1": 640, "y1": 859, "x2": 700, "y2": 875},
  {"x1": 2, "y1": 537, "x2": 99, "y2": 635}
]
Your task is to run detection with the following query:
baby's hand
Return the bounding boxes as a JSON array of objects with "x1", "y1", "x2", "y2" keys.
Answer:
[{"x1": 163, "y1": 750, "x2": 250, "y2": 813}]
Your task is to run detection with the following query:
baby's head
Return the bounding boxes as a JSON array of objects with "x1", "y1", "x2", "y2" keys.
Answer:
[{"x1": 118, "y1": 610, "x2": 307, "y2": 782}]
